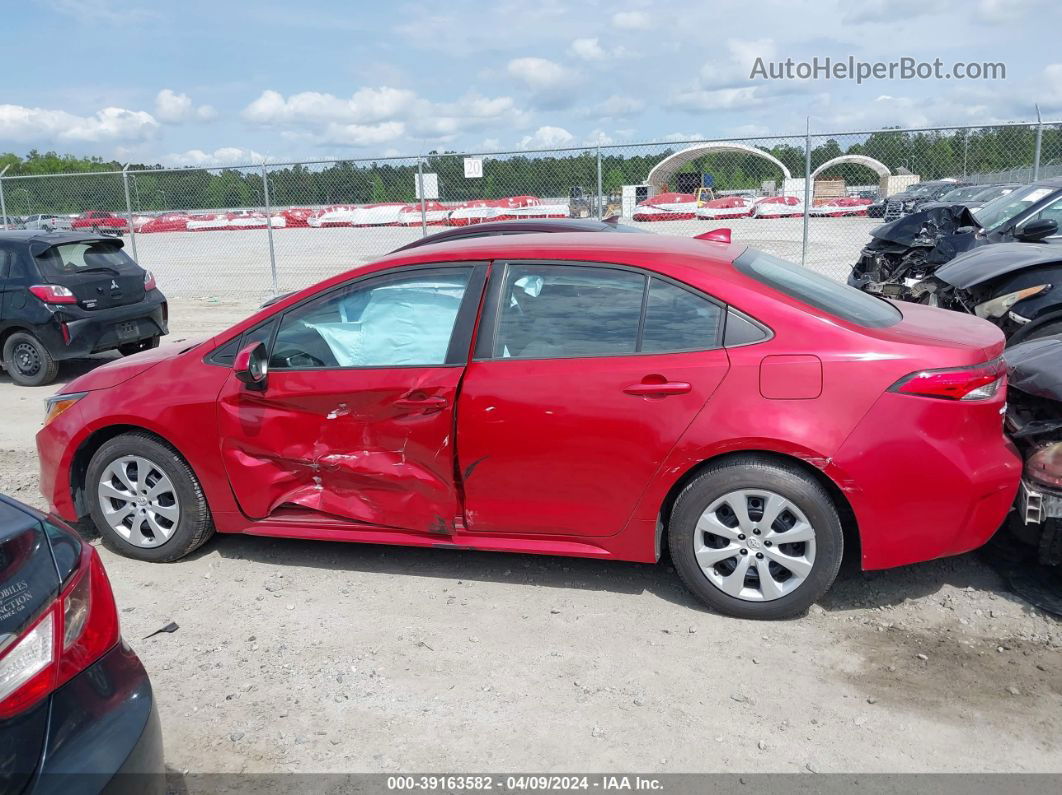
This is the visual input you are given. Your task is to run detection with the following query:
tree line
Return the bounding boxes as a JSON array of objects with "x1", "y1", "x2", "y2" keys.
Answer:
[{"x1": 1, "y1": 124, "x2": 1058, "y2": 215}]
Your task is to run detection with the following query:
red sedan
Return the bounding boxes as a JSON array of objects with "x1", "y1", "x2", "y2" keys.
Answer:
[
  {"x1": 35, "y1": 233, "x2": 1020, "y2": 618},
  {"x1": 70, "y1": 211, "x2": 130, "y2": 233}
]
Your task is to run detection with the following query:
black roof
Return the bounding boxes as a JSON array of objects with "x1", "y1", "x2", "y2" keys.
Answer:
[
  {"x1": 390, "y1": 217, "x2": 643, "y2": 253},
  {"x1": 0, "y1": 230, "x2": 119, "y2": 246}
]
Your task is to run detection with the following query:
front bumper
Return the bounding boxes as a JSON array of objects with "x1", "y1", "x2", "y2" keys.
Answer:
[
  {"x1": 28, "y1": 641, "x2": 164, "y2": 795},
  {"x1": 34, "y1": 292, "x2": 168, "y2": 361}
]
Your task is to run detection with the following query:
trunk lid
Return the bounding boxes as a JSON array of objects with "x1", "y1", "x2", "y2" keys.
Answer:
[
  {"x1": 872, "y1": 300, "x2": 1006, "y2": 363},
  {"x1": 31, "y1": 239, "x2": 145, "y2": 311}
]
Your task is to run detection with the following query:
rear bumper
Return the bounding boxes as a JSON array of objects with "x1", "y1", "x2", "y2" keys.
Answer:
[
  {"x1": 27, "y1": 641, "x2": 164, "y2": 795},
  {"x1": 834, "y1": 391, "x2": 1021, "y2": 570},
  {"x1": 30, "y1": 292, "x2": 168, "y2": 361}
]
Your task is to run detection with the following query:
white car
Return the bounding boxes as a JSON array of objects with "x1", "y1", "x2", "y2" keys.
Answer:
[{"x1": 21, "y1": 214, "x2": 73, "y2": 231}]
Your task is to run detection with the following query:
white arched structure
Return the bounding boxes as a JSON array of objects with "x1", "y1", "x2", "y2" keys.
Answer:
[
  {"x1": 646, "y1": 142, "x2": 792, "y2": 192},
  {"x1": 811, "y1": 154, "x2": 891, "y2": 180}
]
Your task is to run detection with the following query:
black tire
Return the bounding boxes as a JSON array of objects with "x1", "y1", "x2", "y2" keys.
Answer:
[
  {"x1": 86, "y1": 433, "x2": 214, "y2": 562},
  {"x1": 118, "y1": 336, "x2": 160, "y2": 357},
  {"x1": 668, "y1": 455, "x2": 844, "y2": 619},
  {"x1": 3, "y1": 331, "x2": 59, "y2": 386},
  {"x1": 91, "y1": 225, "x2": 100, "y2": 234}
]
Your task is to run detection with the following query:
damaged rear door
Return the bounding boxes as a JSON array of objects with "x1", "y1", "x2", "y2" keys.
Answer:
[{"x1": 216, "y1": 264, "x2": 486, "y2": 532}]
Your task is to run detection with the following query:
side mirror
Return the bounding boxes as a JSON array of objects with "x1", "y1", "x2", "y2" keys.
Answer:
[
  {"x1": 1016, "y1": 218, "x2": 1058, "y2": 242},
  {"x1": 233, "y1": 342, "x2": 268, "y2": 390}
]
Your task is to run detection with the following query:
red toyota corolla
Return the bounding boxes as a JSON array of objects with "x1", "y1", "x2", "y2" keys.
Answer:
[{"x1": 35, "y1": 233, "x2": 1020, "y2": 618}]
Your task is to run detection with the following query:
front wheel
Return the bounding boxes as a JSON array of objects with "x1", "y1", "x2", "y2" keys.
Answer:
[
  {"x1": 3, "y1": 331, "x2": 59, "y2": 386},
  {"x1": 86, "y1": 433, "x2": 214, "y2": 562},
  {"x1": 669, "y1": 456, "x2": 844, "y2": 619}
]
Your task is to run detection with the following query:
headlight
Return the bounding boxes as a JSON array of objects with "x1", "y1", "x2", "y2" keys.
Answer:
[
  {"x1": 974, "y1": 284, "x2": 1050, "y2": 318},
  {"x1": 44, "y1": 392, "x2": 87, "y2": 425},
  {"x1": 1027, "y1": 441, "x2": 1062, "y2": 489}
]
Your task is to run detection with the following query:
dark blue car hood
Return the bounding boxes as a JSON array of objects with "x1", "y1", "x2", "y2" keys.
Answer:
[{"x1": 935, "y1": 241, "x2": 1062, "y2": 289}]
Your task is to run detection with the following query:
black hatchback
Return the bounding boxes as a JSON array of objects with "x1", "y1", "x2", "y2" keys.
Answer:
[
  {"x1": 0, "y1": 494, "x2": 164, "y2": 793},
  {"x1": 0, "y1": 232, "x2": 168, "y2": 386}
]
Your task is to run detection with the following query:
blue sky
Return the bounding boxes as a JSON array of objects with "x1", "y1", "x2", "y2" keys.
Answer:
[{"x1": 2, "y1": 0, "x2": 1060, "y2": 166}]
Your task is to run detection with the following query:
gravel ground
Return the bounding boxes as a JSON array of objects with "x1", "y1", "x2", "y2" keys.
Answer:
[
  {"x1": 134, "y1": 215, "x2": 872, "y2": 300},
  {"x1": 2, "y1": 298, "x2": 1061, "y2": 775}
]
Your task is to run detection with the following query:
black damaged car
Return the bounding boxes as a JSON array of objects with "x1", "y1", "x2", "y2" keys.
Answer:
[
  {"x1": 0, "y1": 232, "x2": 168, "y2": 386},
  {"x1": 848, "y1": 178, "x2": 1062, "y2": 299},
  {"x1": 0, "y1": 493, "x2": 164, "y2": 794}
]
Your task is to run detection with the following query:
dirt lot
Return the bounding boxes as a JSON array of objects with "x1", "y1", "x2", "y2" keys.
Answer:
[
  {"x1": 2, "y1": 299, "x2": 1061, "y2": 775},
  {"x1": 134, "y1": 215, "x2": 874, "y2": 300}
]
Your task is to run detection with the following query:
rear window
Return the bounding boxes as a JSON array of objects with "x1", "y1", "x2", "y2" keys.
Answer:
[
  {"x1": 734, "y1": 249, "x2": 901, "y2": 328},
  {"x1": 34, "y1": 241, "x2": 138, "y2": 278}
]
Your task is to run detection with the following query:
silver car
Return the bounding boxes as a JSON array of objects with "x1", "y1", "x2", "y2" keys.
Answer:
[{"x1": 21, "y1": 213, "x2": 73, "y2": 231}]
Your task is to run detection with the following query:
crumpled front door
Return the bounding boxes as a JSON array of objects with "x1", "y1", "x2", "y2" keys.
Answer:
[{"x1": 217, "y1": 366, "x2": 462, "y2": 533}]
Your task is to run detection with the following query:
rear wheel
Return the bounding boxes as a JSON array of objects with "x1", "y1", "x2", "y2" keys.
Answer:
[
  {"x1": 118, "y1": 336, "x2": 160, "y2": 357},
  {"x1": 3, "y1": 332, "x2": 59, "y2": 386},
  {"x1": 669, "y1": 456, "x2": 844, "y2": 619},
  {"x1": 86, "y1": 433, "x2": 214, "y2": 562}
]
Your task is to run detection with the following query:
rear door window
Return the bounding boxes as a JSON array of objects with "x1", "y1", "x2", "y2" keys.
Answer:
[
  {"x1": 734, "y1": 249, "x2": 901, "y2": 328},
  {"x1": 641, "y1": 278, "x2": 723, "y2": 353},
  {"x1": 490, "y1": 265, "x2": 645, "y2": 359},
  {"x1": 485, "y1": 264, "x2": 725, "y2": 359}
]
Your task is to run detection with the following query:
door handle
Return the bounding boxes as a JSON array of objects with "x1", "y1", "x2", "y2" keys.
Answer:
[
  {"x1": 623, "y1": 381, "x2": 692, "y2": 397},
  {"x1": 395, "y1": 394, "x2": 449, "y2": 411}
]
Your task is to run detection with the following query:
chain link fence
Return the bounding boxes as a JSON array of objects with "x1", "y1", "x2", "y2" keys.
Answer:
[{"x1": 2, "y1": 120, "x2": 1060, "y2": 301}]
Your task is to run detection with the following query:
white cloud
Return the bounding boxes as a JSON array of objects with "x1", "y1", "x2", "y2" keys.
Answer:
[
  {"x1": 570, "y1": 37, "x2": 606, "y2": 61},
  {"x1": 661, "y1": 131, "x2": 706, "y2": 142},
  {"x1": 507, "y1": 57, "x2": 579, "y2": 109},
  {"x1": 507, "y1": 57, "x2": 571, "y2": 90},
  {"x1": 667, "y1": 86, "x2": 763, "y2": 112},
  {"x1": 0, "y1": 103, "x2": 159, "y2": 143},
  {"x1": 159, "y1": 147, "x2": 270, "y2": 167},
  {"x1": 586, "y1": 94, "x2": 645, "y2": 118},
  {"x1": 154, "y1": 89, "x2": 216, "y2": 123},
  {"x1": 842, "y1": 0, "x2": 948, "y2": 23},
  {"x1": 519, "y1": 126, "x2": 575, "y2": 149},
  {"x1": 244, "y1": 87, "x2": 417, "y2": 125},
  {"x1": 243, "y1": 87, "x2": 524, "y2": 147},
  {"x1": 316, "y1": 121, "x2": 407, "y2": 146},
  {"x1": 611, "y1": 10, "x2": 652, "y2": 29},
  {"x1": 45, "y1": 0, "x2": 157, "y2": 25},
  {"x1": 583, "y1": 129, "x2": 614, "y2": 146}
]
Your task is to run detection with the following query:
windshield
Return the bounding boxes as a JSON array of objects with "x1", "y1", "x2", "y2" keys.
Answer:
[
  {"x1": 972, "y1": 185, "x2": 1015, "y2": 202},
  {"x1": 973, "y1": 184, "x2": 1060, "y2": 231},
  {"x1": 940, "y1": 186, "x2": 984, "y2": 202},
  {"x1": 733, "y1": 249, "x2": 901, "y2": 328},
  {"x1": 905, "y1": 183, "x2": 947, "y2": 197},
  {"x1": 34, "y1": 240, "x2": 138, "y2": 277}
]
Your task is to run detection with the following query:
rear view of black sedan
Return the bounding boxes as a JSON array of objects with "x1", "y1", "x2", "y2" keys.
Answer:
[
  {"x1": 0, "y1": 495, "x2": 163, "y2": 794},
  {"x1": 0, "y1": 232, "x2": 168, "y2": 386}
]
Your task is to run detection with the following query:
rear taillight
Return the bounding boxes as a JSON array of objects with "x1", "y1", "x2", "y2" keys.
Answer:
[
  {"x1": 28, "y1": 284, "x2": 77, "y2": 305},
  {"x1": 144, "y1": 271, "x2": 157, "y2": 291},
  {"x1": 889, "y1": 357, "x2": 1006, "y2": 401},
  {"x1": 0, "y1": 543, "x2": 119, "y2": 719}
]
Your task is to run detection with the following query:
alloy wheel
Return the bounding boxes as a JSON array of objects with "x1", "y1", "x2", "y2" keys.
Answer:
[
  {"x1": 97, "y1": 455, "x2": 181, "y2": 548},
  {"x1": 693, "y1": 489, "x2": 817, "y2": 602}
]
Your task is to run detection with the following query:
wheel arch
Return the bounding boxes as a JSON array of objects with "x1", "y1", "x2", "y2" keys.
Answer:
[
  {"x1": 70, "y1": 424, "x2": 206, "y2": 520},
  {"x1": 0, "y1": 325, "x2": 33, "y2": 352},
  {"x1": 656, "y1": 449, "x2": 861, "y2": 567}
]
